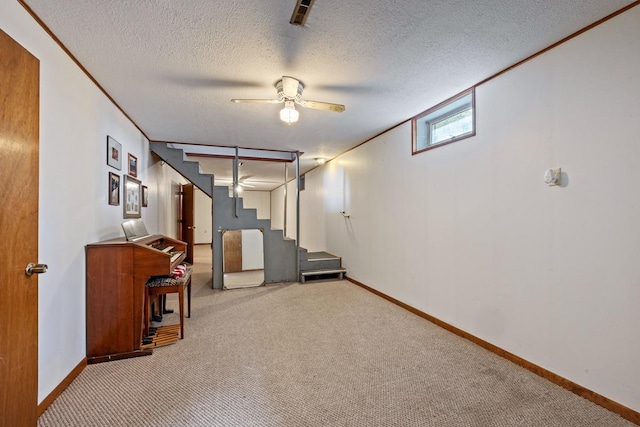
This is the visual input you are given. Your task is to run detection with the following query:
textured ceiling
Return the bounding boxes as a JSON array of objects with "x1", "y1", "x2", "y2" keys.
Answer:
[{"x1": 22, "y1": 0, "x2": 636, "y2": 180}]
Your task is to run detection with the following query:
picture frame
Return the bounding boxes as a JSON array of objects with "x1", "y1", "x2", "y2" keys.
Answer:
[
  {"x1": 123, "y1": 175, "x2": 142, "y2": 218},
  {"x1": 142, "y1": 185, "x2": 148, "y2": 207},
  {"x1": 128, "y1": 153, "x2": 138, "y2": 177},
  {"x1": 107, "y1": 136, "x2": 122, "y2": 170},
  {"x1": 108, "y1": 172, "x2": 120, "y2": 206}
]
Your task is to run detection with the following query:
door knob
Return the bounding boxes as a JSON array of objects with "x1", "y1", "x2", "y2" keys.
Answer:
[
  {"x1": 25, "y1": 263, "x2": 48, "y2": 276},
  {"x1": 187, "y1": 226, "x2": 196, "y2": 230}
]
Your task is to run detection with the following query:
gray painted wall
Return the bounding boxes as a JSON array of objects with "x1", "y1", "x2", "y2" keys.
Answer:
[{"x1": 212, "y1": 186, "x2": 297, "y2": 289}]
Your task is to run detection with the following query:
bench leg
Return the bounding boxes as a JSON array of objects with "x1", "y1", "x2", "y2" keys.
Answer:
[
  {"x1": 144, "y1": 292, "x2": 150, "y2": 337},
  {"x1": 187, "y1": 278, "x2": 191, "y2": 318},
  {"x1": 178, "y1": 286, "x2": 184, "y2": 339}
]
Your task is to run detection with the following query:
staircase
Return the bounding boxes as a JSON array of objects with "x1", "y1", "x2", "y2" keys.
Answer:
[
  {"x1": 149, "y1": 142, "x2": 215, "y2": 197},
  {"x1": 298, "y1": 248, "x2": 346, "y2": 283},
  {"x1": 149, "y1": 142, "x2": 297, "y2": 289},
  {"x1": 150, "y1": 141, "x2": 346, "y2": 287}
]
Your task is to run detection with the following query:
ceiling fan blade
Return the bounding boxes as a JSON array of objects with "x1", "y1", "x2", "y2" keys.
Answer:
[
  {"x1": 168, "y1": 76, "x2": 264, "y2": 89},
  {"x1": 231, "y1": 99, "x2": 282, "y2": 104},
  {"x1": 298, "y1": 100, "x2": 345, "y2": 113},
  {"x1": 240, "y1": 182, "x2": 256, "y2": 188}
]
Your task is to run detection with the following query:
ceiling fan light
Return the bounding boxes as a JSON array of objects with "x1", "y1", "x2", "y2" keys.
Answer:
[{"x1": 280, "y1": 101, "x2": 299, "y2": 124}]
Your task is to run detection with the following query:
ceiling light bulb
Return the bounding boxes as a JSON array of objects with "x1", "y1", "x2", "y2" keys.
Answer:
[
  {"x1": 315, "y1": 158, "x2": 326, "y2": 165},
  {"x1": 235, "y1": 185, "x2": 243, "y2": 193},
  {"x1": 280, "y1": 101, "x2": 299, "y2": 124}
]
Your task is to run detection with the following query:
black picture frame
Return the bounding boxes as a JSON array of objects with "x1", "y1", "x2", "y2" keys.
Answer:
[
  {"x1": 107, "y1": 136, "x2": 122, "y2": 170},
  {"x1": 108, "y1": 172, "x2": 120, "y2": 206},
  {"x1": 128, "y1": 153, "x2": 138, "y2": 178}
]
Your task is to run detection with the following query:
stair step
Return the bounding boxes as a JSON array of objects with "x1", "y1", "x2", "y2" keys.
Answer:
[
  {"x1": 300, "y1": 259, "x2": 341, "y2": 271},
  {"x1": 300, "y1": 268, "x2": 347, "y2": 283},
  {"x1": 306, "y1": 251, "x2": 340, "y2": 261},
  {"x1": 300, "y1": 251, "x2": 341, "y2": 271}
]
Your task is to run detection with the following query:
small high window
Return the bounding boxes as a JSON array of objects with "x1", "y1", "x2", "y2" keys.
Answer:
[{"x1": 412, "y1": 88, "x2": 475, "y2": 154}]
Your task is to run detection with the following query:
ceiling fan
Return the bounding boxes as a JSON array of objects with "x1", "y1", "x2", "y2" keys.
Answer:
[
  {"x1": 231, "y1": 76, "x2": 345, "y2": 124},
  {"x1": 217, "y1": 175, "x2": 278, "y2": 190}
]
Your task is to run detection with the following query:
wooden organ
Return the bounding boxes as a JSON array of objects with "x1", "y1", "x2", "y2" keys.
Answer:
[{"x1": 85, "y1": 234, "x2": 186, "y2": 363}]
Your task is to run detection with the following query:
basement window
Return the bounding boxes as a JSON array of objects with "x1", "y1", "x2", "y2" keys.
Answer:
[{"x1": 412, "y1": 88, "x2": 475, "y2": 154}]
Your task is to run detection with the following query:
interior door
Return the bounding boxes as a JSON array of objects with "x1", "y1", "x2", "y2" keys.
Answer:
[
  {"x1": 181, "y1": 183, "x2": 195, "y2": 264},
  {"x1": 0, "y1": 29, "x2": 41, "y2": 426},
  {"x1": 223, "y1": 230, "x2": 243, "y2": 273}
]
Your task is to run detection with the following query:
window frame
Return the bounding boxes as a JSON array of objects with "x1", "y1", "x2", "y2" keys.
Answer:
[{"x1": 411, "y1": 88, "x2": 476, "y2": 155}]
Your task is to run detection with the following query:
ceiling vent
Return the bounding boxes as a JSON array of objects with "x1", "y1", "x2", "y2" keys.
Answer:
[{"x1": 290, "y1": 0, "x2": 315, "y2": 26}]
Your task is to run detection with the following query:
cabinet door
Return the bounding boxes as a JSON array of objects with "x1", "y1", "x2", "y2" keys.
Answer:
[{"x1": 86, "y1": 246, "x2": 135, "y2": 357}]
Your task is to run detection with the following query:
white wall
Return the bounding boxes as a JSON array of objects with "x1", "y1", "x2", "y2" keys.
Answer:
[
  {"x1": 241, "y1": 190, "x2": 271, "y2": 220},
  {"x1": 195, "y1": 189, "x2": 273, "y2": 244},
  {"x1": 150, "y1": 162, "x2": 188, "y2": 238},
  {"x1": 270, "y1": 181, "x2": 302, "y2": 242},
  {"x1": 299, "y1": 7, "x2": 640, "y2": 412},
  {"x1": 0, "y1": 2, "x2": 183, "y2": 404},
  {"x1": 194, "y1": 187, "x2": 212, "y2": 243},
  {"x1": 299, "y1": 172, "x2": 327, "y2": 252},
  {"x1": 241, "y1": 229, "x2": 265, "y2": 270},
  {"x1": 270, "y1": 186, "x2": 285, "y2": 231}
]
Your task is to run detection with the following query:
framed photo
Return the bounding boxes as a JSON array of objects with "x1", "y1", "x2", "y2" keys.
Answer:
[
  {"x1": 128, "y1": 153, "x2": 138, "y2": 177},
  {"x1": 123, "y1": 175, "x2": 142, "y2": 218},
  {"x1": 108, "y1": 172, "x2": 120, "y2": 206},
  {"x1": 142, "y1": 185, "x2": 148, "y2": 207},
  {"x1": 107, "y1": 136, "x2": 122, "y2": 170}
]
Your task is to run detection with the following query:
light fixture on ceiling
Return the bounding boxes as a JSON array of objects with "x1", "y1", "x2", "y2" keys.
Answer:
[
  {"x1": 279, "y1": 100, "x2": 299, "y2": 124},
  {"x1": 235, "y1": 185, "x2": 243, "y2": 193},
  {"x1": 315, "y1": 158, "x2": 326, "y2": 165}
]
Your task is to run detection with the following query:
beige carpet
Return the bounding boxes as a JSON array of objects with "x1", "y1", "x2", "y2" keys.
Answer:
[{"x1": 38, "y1": 246, "x2": 635, "y2": 426}]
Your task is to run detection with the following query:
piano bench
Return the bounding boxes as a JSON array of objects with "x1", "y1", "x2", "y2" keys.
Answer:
[{"x1": 145, "y1": 267, "x2": 192, "y2": 340}]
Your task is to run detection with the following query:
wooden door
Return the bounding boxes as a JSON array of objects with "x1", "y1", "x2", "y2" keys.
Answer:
[
  {"x1": 223, "y1": 230, "x2": 243, "y2": 273},
  {"x1": 181, "y1": 183, "x2": 195, "y2": 264},
  {"x1": 0, "y1": 29, "x2": 40, "y2": 427}
]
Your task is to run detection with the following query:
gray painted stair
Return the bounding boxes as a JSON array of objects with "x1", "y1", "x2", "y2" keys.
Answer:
[
  {"x1": 150, "y1": 142, "x2": 214, "y2": 197},
  {"x1": 149, "y1": 142, "x2": 297, "y2": 289},
  {"x1": 299, "y1": 251, "x2": 346, "y2": 283}
]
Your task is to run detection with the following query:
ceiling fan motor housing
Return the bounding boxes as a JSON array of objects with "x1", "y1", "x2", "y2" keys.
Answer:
[{"x1": 276, "y1": 78, "x2": 304, "y2": 102}]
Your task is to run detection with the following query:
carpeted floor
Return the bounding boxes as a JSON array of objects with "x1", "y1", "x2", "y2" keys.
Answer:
[{"x1": 38, "y1": 246, "x2": 635, "y2": 426}]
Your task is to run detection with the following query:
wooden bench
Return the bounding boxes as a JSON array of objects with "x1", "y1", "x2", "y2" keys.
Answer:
[{"x1": 144, "y1": 267, "x2": 192, "y2": 345}]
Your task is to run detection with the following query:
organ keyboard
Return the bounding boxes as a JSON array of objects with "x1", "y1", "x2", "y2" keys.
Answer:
[
  {"x1": 85, "y1": 234, "x2": 187, "y2": 363},
  {"x1": 170, "y1": 251, "x2": 183, "y2": 263}
]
